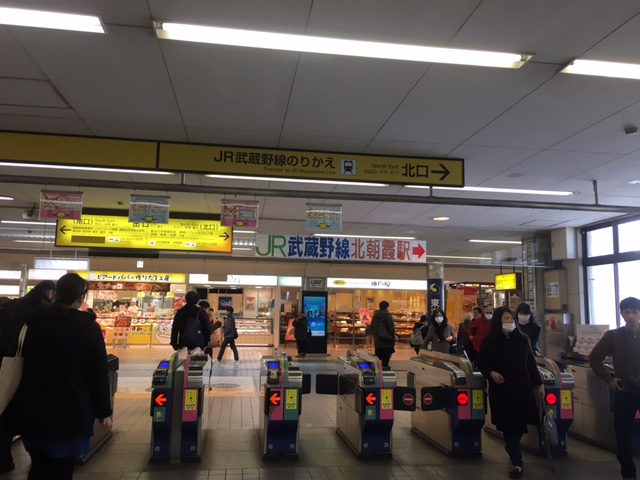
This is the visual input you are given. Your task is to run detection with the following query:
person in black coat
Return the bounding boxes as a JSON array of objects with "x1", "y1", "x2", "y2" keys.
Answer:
[
  {"x1": 15, "y1": 273, "x2": 112, "y2": 480},
  {"x1": 170, "y1": 291, "x2": 212, "y2": 350},
  {"x1": 515, "y1": 303, "x2": 541, "y2": 355},
  {"x1": 292, "y1": 312, "x2": 309, "y2": 357},
  {"x1": 476, "y1": 307, "x2": 544, "y2": 479}
]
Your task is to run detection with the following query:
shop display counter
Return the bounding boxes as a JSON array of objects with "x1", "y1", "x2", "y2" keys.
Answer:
[{"x1": 97, "y1": 316, "x2": 173, "y2": 346}]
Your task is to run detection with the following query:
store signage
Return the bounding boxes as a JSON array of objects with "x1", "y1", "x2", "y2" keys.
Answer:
[
  {"x1": 34, "y1": 257, "x2": 90, "y2": 270},
  {"x1": 495, "y1": 273, "x2": 521, "y2": 291},
  {"x1": 129, "y1": 195, "x2": 170, "y2": 224},
  {"x1": 305, "y1": 203, "x2": 342, "y2": 231},
  {"x1": 256, "y1": 235, "x2": 427, "y2": 263},
  {"x1": 221, "y1": 200, "x2": 259, "y2": 227},
  {"x1": 78, "y1": 272, "x2": 186, "y2": 283},
  {"x1": 226, "y1": 275, "x2": 277, "y2": 286},
  {"x1": 327, "y1": 278, "x2": 428, "y2": 290},
  {"x1": 39, "y1": 190, "x2": 83, "y2": 220},
  {"x1": 55, "y1": 215, "x2": 233, "y2": 253},
  {"x1": 159, "y1": 143, "x2": 464, "y2": 187},
  {"x1": 90, "y1": 282, "x2": 171, "y2": 292}
]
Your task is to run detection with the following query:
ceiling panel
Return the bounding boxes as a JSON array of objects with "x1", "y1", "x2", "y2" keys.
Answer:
[
  {"x1": 0, "y1": 78, "x2": 68, "y2": 108},
  {"x1": 0, "y1": 27, "x2": 45, "y2": 78}
]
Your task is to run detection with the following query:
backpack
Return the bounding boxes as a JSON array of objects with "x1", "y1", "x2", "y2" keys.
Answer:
[
  {"x1": 410, "y1": 324, "x2": 426, "y2": 346},
  {"x1": 181, "y1": 316, "x2": 205, "y2": 350}
]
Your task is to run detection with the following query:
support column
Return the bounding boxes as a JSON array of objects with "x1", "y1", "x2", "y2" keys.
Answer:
[{"x1": 427, "y1": 262, "x2": 444, "y2": 313}]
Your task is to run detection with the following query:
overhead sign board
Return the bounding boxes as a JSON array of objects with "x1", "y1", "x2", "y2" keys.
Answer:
[
  {"x1": 55, "y1": 215, "x2": 232, "y2": 253},
  {"x1": 256, "y1": 235, "x2": 427, "y2": 264},
  {"x1": 494, "y1": 273, "x2": 522, "y2": 291},
  {"x1": 77, "y1": 272, "x2": 186, "y2": 283},
  {"x1": 159, "y1": 143, "x2": 464, "y2": 187}
]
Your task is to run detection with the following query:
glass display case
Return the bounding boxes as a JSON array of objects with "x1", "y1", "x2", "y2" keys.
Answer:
[{"x1": 235, "y1": 317, "x2": 274, "y2": 346}]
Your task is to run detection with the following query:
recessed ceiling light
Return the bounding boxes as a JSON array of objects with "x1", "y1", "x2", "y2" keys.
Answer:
[
  {"x1": 561, "y1": 59, "x2": 640, "y2": 80},
  {"x1": 469, "y1": 239, "x2": 522, "y2": 245},
  {"x1": 155, "y1": 22, "x2": 532, "y2": 69},
  {"x1": 0, "y1": 196, "x2": 14, "y2": 201},
  {"x1": 432, "y1": 216, "x2": 450, "y2": 221}
]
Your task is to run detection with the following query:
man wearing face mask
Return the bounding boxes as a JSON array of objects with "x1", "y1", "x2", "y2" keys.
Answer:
[
  {"x1": 467, "y1": 305, "x2": 494, "y2": 361},
  {"x1": 515, "y1": 303, "x2": 541, "y2": 355},
  {"x1": 590, "y1": 297, "x2": 640, "y2": 480}
]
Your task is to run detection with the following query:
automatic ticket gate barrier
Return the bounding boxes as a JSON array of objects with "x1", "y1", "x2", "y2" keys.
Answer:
[
  {"x1": 259, "y1": 349, "x2": 311, "y2": 459},
  {"x1": 149, "y1": 348, "x2": 210, "y2": 463},
  {"x1": 484, "y1": 357, "x2": 575, "y2": 456},
  {"x1": 407, "y1": 350, "x2": 486, "y2": 457},
  {"x1": 315, "y1": 349, "x2": 416, "y2": 458}
]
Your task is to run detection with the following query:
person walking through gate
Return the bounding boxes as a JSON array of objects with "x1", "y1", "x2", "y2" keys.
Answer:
[
  {"x1": 215, "y1": 307, "x2": 239, "y2": 364},
  {"x1": 292, "y1": 311, "x2": 309, "y2": 358},
  {"x1": 371, "y1": 301, "x2": 395, "y2": 368}
]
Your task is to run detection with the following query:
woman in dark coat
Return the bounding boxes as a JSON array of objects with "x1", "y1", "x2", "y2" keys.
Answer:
[
  {"x1": 476, "y1": 307, "x2": 544, "y2": 479},
  {"x1": 16, "y1": 273, "x2": 112, "y2": 480},
  {"x1": 292, "y1": 312, "x2": 309, "y2": 358},
  {"x1": 515, "y1": 303, "x2": 541, "y2": 355}
]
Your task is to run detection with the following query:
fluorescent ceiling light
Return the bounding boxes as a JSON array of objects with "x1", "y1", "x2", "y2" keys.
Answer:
[
  {"x1": 0, "y1": 196, "x2": 14, "y2": 201},
  {"x1": 561, "y1": 59, "x2": 640, "y2": 80},
  {"x1": 432, "y1": 216, "x2": 450, "y2": 221},
  {"x1": 405, "y1": 185, "x2": 576, "y2": 196},
  {"x1": 14, "y1": 240, "x2": 55, "y2": 244},
  {"x1": 0, "y1": 7, "x2": 105, "y2": 33},
  {"x1": 469, "y1": 239, "x2": 522, "y2": 245},
  {"x1": 232, "y1": 247, "x2": 254, "y2": 251},
  {"x1": 0, "y1": 162, "x2": 173, "y2": 176},
  {"x1": 155, "y1": 22, "x2": 531, "y2": 69},
  {"x1": 426, "y1": 254, "x2": 490, "y2": 260},
  {"x1": 233, "y1": 230, "x2": 256, "y2": 234},
  {"x1": 207, "y1": 174, "x2": 388, "y2": 187},
  {"x1": 314, "y1": 233, "x2": 416, "y2": 240},
  {"x1": 1, "y1": 220, "x2": 55, "y2": 226}
]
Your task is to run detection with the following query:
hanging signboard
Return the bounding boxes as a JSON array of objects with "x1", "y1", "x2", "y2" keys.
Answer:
[
  {"x1": 39, "y1": 190, "x2": 83, "y2": 220},
  {"x1": 55, "y1": 215, "x2": 232, "y2": 253},
  {"x1": 220, "y1": 200, "x2": 259, "y2": 227},
  {"x1": 305, "y1": 204, "x2": 342, "y2": 231},
  {"x1": 129, "y1": 195, "x2": 170, "y2": 224},
  {"x1": 256, "y1": 235, "x2": 426, "y2": 263}
]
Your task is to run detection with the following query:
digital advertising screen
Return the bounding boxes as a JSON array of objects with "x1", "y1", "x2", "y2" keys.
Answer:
[{"x1": 303, "y1": 295, "x2": 327, "y2": 337}]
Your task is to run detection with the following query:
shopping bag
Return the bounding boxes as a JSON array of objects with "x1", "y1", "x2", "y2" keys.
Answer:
[{"x1": 0, "y1": 325, "x2": 27, "y2": 415}]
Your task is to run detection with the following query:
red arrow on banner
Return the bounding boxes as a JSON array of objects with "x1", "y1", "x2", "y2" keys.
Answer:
[
  {"x1": 270, "y1": 392, "x2": 281, "y2": 405},
  {"x1": 154, "y1": 393, "x2": 167, "y2": 407},
  {"x1": 366, "y1": 393, "x2": 377, "y2": 405},
  {"x1": 412, "y1": 243, "x2": 425, "y2": 259}
]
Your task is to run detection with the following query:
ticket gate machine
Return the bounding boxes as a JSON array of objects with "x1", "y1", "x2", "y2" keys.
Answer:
[
  {"x1": 559, "y1": 355, "x2": 640, "y2": 453},
  {"x1": 259, "y1": 350, "x2": 311, "y2": 459},
  {"x1": 407, "y1": 350, "x2": 486, "y2": 457},
  {"x1": 485, "y1": 357, "x2": 575, "y2": 456},
  {"x1": 149, "y1": 348, "x2": 210, "y2": 464},
  {"x1": 315, "y1": 349, "x2": 416, "y2": 458}
]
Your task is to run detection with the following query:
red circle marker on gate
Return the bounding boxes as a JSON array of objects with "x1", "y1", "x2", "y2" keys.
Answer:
[
  {"x1": 403, "y1": 393, "x2": 415, "y2": 406},
  {"x1": 423, "y1": 393, "x2": 433, "y2": 405}
]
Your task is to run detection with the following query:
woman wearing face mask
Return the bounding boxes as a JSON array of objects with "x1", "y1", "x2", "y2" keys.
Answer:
[
  {"x1": 419, "y1": 308, "x2": 457, "y2": 354},
  {"x1": 515, "y1": 303, "x2": 541, "y2": 355},
  {"x1": 476, "y1": 307, "x2": 544, "y2": 479},
  {"x1": 467, "y1": 306, "x2": 494, "y2": 360}
]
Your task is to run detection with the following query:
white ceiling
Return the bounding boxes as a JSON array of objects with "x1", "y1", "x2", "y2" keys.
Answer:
[{"x1": 1, "y1": 0, "x2": 640, "y2": 266}]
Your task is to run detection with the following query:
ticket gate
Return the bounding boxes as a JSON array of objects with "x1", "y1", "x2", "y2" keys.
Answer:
[
  {"x1": 149, "y1": 348, "x2": 210, "y2": 463},
  {"x1": 485, "y1": 357, "x2": 574, "y2": 456},
  {"x1": 259, "y1": 349, "x2": 311, "y2": 459},
  {"x1": 559, "y1": 354, "x2": 640, "y2": 453},
  {"x1": 315, "y1": 349, "x2": 416, "y2": 458},
  {"x1": 407, "y1": 350, "x2": 486, "y2": 457},
  {"x1": 78, "y1": 354, "x2": 119, "y2": 464}
]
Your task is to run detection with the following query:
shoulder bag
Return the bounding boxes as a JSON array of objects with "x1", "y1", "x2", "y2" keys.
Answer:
[{"x1": 0, "y1": 324, "x2": 27, "y2": 415}]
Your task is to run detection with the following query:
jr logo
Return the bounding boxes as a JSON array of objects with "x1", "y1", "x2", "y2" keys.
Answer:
[{"x1": 256, "y1": 235, "x2": 287, "y2": 257}]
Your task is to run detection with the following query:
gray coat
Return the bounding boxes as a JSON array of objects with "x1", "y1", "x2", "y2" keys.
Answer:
[
  {"x1": 420, "y1": 324, "x2": 456, "y2": 354},
  {"x1": 222, "y1": 314, "x2": 236, "y2": 339}
]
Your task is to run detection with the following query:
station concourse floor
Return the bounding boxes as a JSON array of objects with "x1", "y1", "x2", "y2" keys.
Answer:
[{"x1": 5, "y1": 343, "x2": 626, "y2": 480}]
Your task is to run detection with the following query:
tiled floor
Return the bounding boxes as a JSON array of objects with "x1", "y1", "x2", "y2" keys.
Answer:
[{"x1": 4, "y1": 343, "x2": 628, "y2": 479}]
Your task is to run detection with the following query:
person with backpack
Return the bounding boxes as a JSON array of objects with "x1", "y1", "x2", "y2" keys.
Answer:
[
  {"x1": 0, "y1": 280, "x2": 56, "y2": 474},
  {"x1": 419, "y1": 308, "x2": 457, "y2": 354},
  {"x1": 410, "y1": 315, "x2": 429, "y2": 354},
  {"x1": 215, "y1": 307, "x2": 240, "y2": 364},
  {"x1": 170, "y1": 291, "x2": 212, "y2": 351}
]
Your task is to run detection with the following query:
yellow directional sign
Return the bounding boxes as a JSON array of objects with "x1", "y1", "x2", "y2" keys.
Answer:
[{"x1": 55, "y1": 215, "x2": 233, "y2": 253}]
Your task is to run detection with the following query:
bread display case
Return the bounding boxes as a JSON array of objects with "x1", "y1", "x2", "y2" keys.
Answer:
[
  {"x1": 96, "y1": 315, "x2": 173, "y2": 346},
  {"x1": 334, "y1": 313, "x2": 367, "y2": 345}
]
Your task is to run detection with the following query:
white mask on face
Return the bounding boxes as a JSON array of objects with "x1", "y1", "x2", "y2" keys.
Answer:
[
  {"x1": 502, "y1": 323, "x2": 516, "y2": 333},
  {"x1": 484, "y1": 313, "x2": 493, "y2": 320},
  {"x1": 518, "y1": 314, "x2": 530, "y2": 325},
  {"x1": 435, "y1": 316, "x2": 444, "y2": 324}
]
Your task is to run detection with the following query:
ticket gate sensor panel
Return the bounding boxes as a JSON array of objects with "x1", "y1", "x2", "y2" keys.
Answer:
[
  {"x1": 484, "y1": 357, "x2": 574, "y2": 457},
  {"x1": 407, "y1": 350, "x2": 486, "y2": 457},
  {"x1": 316, "y1": 349, "x2": 416, "y2": 459},
  {"x1": 259, "y1": 354, "x2": 310, "y2": 459}
]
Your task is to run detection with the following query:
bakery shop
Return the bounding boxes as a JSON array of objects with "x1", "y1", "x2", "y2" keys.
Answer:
[{"x1": 77, "y1": 271, "x2": 187, "y2": 346}]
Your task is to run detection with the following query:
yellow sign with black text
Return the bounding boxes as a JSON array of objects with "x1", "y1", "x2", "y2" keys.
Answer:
[
  {"x1": 56, "y1": 215, "x2": 232, "y2": 253},
  {"x1": 76, "y1": 271, "x2": 186, "y2": 283},
  {"x1": 159, "y1": 143, "x2": 464, "y2": 187}
]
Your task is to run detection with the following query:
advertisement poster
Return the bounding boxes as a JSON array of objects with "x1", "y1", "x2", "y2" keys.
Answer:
[
  {"x1": 39, "y1": 190, "x2": 83, "y2": 220},
  {"x1": 218, "y1": 296, "x2": 232, "y2": 311},
  {"x1": 113, "y1": 316, "x2": 132, "y2": 339},
  {"x1": 285, "y1": 319, "x2": 296, "y2": 342},
  {"x1": 245, "y1": 296, "x2": 256, "y2": 311},
  {"x1": 305, "y1": 203, "x2": 342, "y2": 231},
  {"x1": 221, "y1": 200, "x2": 259, "y2": 227},
  {"x1": 129, "y1": 195, "x2": 170, "y2": 224},
  {"x1": 366, "y1": 297, "x2": 375, "y2": 310},
  {"x1": 446, "y1": 289, "x2": 464, "y2": 327},
  {"x1": 359, "y1": 309, "x2": 372, "y2": 325}
]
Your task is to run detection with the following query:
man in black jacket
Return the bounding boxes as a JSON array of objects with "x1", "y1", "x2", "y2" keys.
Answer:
[{"x1": 170, "y1": 291, "x2": 212, "y2": 351}]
